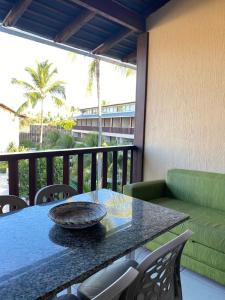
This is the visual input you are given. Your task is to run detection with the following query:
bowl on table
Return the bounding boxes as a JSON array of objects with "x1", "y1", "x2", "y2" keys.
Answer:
[{"x1": 48, "y1": 201, "x2": 107, "y2": 229}]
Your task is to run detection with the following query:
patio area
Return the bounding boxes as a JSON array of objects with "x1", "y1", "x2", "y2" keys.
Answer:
[{"x1": 0, "y1": 0, "x2": 225, "y2": 299}]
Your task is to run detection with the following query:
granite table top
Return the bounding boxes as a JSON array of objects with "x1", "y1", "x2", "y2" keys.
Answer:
[{"x1": 0, "y1": 189, "x2": 189, "y2": 299}]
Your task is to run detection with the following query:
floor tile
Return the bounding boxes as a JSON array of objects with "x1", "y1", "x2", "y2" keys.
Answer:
[{"x1": 181, "y1": 269, "x2": 225, "y2": 300}]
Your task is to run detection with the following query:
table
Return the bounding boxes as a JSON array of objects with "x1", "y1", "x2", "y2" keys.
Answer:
[{"x1": 0, "y1": 189, "x2": 189, "y2": 299}]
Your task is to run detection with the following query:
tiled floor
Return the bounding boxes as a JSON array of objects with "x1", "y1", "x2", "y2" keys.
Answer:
[
  {"x1": 181, "y1": 268, "x2": 225, "y2": 300},
  {"x1": 135, "y1": 247, "x2": 225, "y2": 300}
]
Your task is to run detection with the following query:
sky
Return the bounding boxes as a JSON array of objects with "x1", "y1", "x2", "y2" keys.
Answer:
[{"x1": 0, "y1": 31, "x2": 136, "y2": 116}]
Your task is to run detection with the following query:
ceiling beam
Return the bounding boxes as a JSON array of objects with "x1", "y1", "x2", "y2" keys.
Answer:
[
  {"x1": 55, "y1": 10, "x2": 95, "y2": 43},
  {"x1": 70, "y1": 0, "x2": 145, "y2": 32},
  {"x1": 3, "y1": 0, "x2": 33, "y2": 27},
  {"x1": 92, "y1": 28, "x2": 132, "y2": 55},
  {"x1": 122, "y1": 50, "x2": 137, "y2": 63}
]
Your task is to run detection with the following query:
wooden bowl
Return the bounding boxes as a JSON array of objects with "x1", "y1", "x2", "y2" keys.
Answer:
[{"x1": 49, "y1": 202, "x2": 107, "y2": 229}]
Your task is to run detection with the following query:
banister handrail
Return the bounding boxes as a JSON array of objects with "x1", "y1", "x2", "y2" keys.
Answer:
[
  {"x1": 0, "y1": 145, "x2": 136, "y2": 161},
  {"x1": 0, "y1": 145, "x2": 135, "y2": 204}
]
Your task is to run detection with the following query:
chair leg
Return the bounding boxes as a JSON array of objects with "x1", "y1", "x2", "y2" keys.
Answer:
[
  {"x1": 127, "y1": 250, "x2": 135, "y2": 260},
  {"x1": 67, "y1": 286, "x2": 72, "y2": 294}
]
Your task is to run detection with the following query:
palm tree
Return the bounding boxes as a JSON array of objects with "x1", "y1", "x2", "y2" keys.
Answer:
[
  {"x1": 87, "y1": 58, "x2": 102, "y2": 187},
  {"x1": 87, "y1": 58, "x2": 102, "y2": 147},
  {"x1": 86, "y1": 59, "x2": 136, "y2": 187},
  {"x1": 12, "y1": 60, "x2": 66, "y2": 147}
]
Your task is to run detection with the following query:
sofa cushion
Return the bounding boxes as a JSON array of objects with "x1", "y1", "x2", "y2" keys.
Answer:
[
  {"x1": 147, "y1": 240, "x2": 225, "y2": 286},
  {"x1": 146, "y1": 231, "x2": 225, "y2": 273},
  {"x1": 166, "y1": 169, "x2": 225, "y2": 212},
  {"x1": 150, "y1": 197, "x2": 225, "y2": 253}
]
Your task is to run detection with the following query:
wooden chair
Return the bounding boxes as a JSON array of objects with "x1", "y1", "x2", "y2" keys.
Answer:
[
  {"x1": 55, "y1": 267, "x2": 139, "y2": 300},
  {"x1": 0, "y1": 195, "x2": 28, "y2": 214},
  {"x1": 35, "y1": 184, "x2": 77, "y2": 205}
]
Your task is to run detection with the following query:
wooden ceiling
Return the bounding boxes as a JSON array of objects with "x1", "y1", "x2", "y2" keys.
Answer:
[{"x1": 0, "y1": 0, "x2": 170, "y2": 64}]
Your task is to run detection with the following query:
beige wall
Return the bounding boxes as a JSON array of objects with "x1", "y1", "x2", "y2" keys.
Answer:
[{"x1": 144, "y1": 0, "x2": 225, "y2": 180}]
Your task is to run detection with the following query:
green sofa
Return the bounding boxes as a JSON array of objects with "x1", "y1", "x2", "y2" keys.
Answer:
[{"x1": 123, "y1": 169, "x2": 225, "y2": 286}]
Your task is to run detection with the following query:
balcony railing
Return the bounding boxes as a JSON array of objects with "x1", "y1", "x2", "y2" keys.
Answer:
[
  {"x1": 74, "y1": 126, "x2": 134, "y2": 135},
  {"x1": 0, "y1": 145, "x2": 135, "y2": 205}
]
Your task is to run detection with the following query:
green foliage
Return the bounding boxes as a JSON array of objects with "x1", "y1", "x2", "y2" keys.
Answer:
[
  {"x1": 80, "y1": 133, "x2": 99, "y2": 147},
  {"x1": 45, "y1": 131, "x2": 61, "y2": 148},
  {"x1": 114, "y1": 65, "x2": 136, "y2": 78},
  {"x1": 7, "y1": 142, "x2": 28, "y2": 153},
  {"x1": 0, "y1": 162, "x2": 7, "y2": 173},
  {"x1": 44, "y1": 131, "x2": 75, "y2": 149},
  {"x1": 55, "y1": 135, "x2": 75, "y2": 149},
  {"x1": 50, "y1": 119, "x2": 76, "y2": 130},
  {"x1": 87, "y1": 59, "x2": 98, "y2": 94},
  {"x1": 18, "y1": 157, "x2": 64, "y2": 198},
  {"x1": 12, "y1": 60, "x2": 66, "y2": 145},
  {"x1": 20, "y1": 139, "x2": 36, "y2": 149}
]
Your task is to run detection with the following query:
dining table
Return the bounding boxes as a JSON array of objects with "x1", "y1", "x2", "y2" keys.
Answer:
[{"x1": 0, "y1": 189, "x2": 189, "y2": 299}]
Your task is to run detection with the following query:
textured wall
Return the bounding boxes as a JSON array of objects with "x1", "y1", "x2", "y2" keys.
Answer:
[
  {"x1": 144, "y1": 0, "x2": 225, "y2": 180},
  {"x1": 0, "y1": 109, "x2": 19, "y2": 152}
]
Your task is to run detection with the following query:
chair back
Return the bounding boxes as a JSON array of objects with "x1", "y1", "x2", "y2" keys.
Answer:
[
  {"x1": 54, "y1": 267, "x2": 138, "y2": 300},
  {"x1": 0, "y1": 195, "x2": 28, "y2": 214},
  {"x1": 128, "y1": 230, "x2": 192, "y2": 300},
  {"x1": 35, "y1": 184, "x2": 77, "y2": 204},
  {"x1": 93, "y1": 267, "x2": 139, "y2": 300}
]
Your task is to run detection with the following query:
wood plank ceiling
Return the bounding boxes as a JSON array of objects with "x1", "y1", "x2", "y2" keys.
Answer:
[{"x1": 0, "y1": 0, "x2": 170, "y2": 64}]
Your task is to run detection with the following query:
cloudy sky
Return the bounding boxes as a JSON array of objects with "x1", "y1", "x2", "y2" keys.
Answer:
[{"x1": 0, "y1": 31, "x2": 136, "y2": 114}]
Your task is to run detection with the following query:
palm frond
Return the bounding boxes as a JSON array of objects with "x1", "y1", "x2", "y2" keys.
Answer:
[
  {"x1": 46, "y1": 67, "x2": 58, "y2": 82},
  {"x1": 11, "y1": 78, "x2": 35, "y2": 91},
  {"x1": 17, "y1": 100, "x2": 31, "y2": 114},
  {"x1": 45, "y1": 81, "x2": 66, "y2": 99},
  {"x1": 52, "y1": 96, "x2": 65, "y2": 108},
  {"x1": 86, "y1": 60, "x2": 97, "y2": 93},
  {"x1": 114, "y1": 65, "x2": 135, "y2": 77},
  {"x1": 17, "y1": 92, "x2": 41, "y2": 113},
  {"x1": 25, "y1": 67, "x2": 41, "y2": 88}
]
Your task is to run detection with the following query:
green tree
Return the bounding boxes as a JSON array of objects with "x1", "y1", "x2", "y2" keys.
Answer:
[
  {"x1": 87, "y1": 59, "x2": 102, "y2": 187},
  {"x1": 87, "y1": 58, "x2": 102, "y2": 146},
  {"x1": 50, "y1": 119, "x2": 76, "y2": 130},
  {"x1": 12, "y1": 60, "x2": 66, "y2": 147},
  {"x1": 114, "y1": 65, "x2": 136, "y2": 78}
]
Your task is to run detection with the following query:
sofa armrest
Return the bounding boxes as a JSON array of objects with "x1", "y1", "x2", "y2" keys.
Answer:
[{"x1": 123, "y1": 180, "x2": 166, "y2": 202}]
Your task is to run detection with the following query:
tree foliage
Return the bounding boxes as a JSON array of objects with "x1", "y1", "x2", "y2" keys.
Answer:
[
  {"x1": 12, "y1": 60, "x2": 66, "y2": 146},
  {"x1": 50, "y1": 119, "x2": 76, "y2": 130}
]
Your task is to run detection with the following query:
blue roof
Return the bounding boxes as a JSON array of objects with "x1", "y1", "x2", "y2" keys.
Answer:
[
  {"x1": 0, "y1": 0, "x2": 170, "y2": 63},
  {"x1": 76, "y1": 111, "x2": 135, "y2": 119}
]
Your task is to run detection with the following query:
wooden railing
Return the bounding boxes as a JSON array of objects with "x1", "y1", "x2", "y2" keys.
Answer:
[{"x1": 0, "y1": 145, "x2": 135, "y2": 205}]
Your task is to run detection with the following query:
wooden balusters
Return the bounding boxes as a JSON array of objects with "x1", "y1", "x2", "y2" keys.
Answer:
[
  {"x1": 91, "y1": 153, "x2": 97, "y2": 191},
  {"x1": 130, "y1": 149, "x2": 133, "y2": 183},
  {"x1": 0, "y1": 145, "x2": 135, "y2": 203},
  {"x1": 112, "y1": 151, "x2": 118, "y2": 191},
  {"x1": 29, "y1": 158, "x2": 37, "y2": 205},
  {"x1": 63, "y1": 155, "x2": 70, "y2": 185},
  {"x1": 77, "y1": 154, "x2": 83, "y2": 194},
  {"x1": 8, "y1": 159, "x2": 19, "y2": 196},
  {"x1": 46, "y1": 157, "x2": 54, "y2": 185},
  {"x1": 122, "y1": 150, "x2": 128, "y2": 187},
  {"x1": 102, "y1": 152, "x2": 108, "y2": 188}
]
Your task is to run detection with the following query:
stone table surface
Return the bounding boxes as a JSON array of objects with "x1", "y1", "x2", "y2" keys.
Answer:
[{"x1": 0, "y1": 189, "x2": 189, "y2": 299}]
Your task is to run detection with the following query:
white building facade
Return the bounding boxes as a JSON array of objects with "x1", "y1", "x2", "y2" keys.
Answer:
[{"x1": 0, "y1": 103, "x2": 22, "y2": 152}]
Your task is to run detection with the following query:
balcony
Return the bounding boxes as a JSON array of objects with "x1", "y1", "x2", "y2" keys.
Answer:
[
  {"x1": 0, "y1": 145, "x2": 135, "y2": 205},
  {"x1": 74, "y1": 125, "x2": 134, "y2": 135}
]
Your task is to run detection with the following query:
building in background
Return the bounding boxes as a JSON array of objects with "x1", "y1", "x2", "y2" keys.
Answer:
[
  {"x1": 0, "y1": 103, "x2": 25, "y2": 152},
  {"x1": 73, "y1": 102, "x2": 135, "y2": 143}
]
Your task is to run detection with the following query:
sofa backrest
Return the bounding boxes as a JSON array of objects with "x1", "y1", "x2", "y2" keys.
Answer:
[{"x1": 166, "y1": 169, "x2": 225, "y2": 212}]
